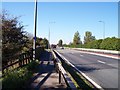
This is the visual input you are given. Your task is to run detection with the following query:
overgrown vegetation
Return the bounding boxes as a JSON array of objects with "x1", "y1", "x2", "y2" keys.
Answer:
[
  {"x1": 1, "y1": 11, "x2": 48, "y2": 67},
  {"x1": 2, "y1": 60, "x2": 39, "y2": 89}
]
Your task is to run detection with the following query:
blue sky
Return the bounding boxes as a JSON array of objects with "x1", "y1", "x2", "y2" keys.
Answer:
[{"x1": 2, "y1": 2, "x2": 118, "y2": 44}]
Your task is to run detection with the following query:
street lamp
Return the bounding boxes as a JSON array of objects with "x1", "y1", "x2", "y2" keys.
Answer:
[
  {"x1": 48, "y1": 21, "x2": 56, "y2": 50},
  {"x1": 33, "y1": 0, "x2": 37, "y2": 60},
  {"x1": 99, "y1": 21, "x2": 105, "y2": 39}
]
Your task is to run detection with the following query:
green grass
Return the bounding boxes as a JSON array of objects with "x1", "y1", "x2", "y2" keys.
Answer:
[{"x1": 2, "y1": 60, "x2": 39, "y2": 89}]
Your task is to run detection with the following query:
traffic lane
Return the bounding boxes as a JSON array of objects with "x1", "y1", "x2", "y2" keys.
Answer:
[
  {"x1": 57, "y1": 49, "x2": 118, "y2": 88},
  {"x1": 70, "y1": 51, "x2": 118, "y2": 69},
  {"x1": 57, "y1": 49, "x2": 118, "y2": 68},
  {"x1": 58, "y1": 50, "x2": 117, "y2": 72}
]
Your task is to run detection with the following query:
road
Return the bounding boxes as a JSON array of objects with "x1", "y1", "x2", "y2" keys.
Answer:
[{"x1": 56, "y1": 48, "x2": 118, "y2": 89}]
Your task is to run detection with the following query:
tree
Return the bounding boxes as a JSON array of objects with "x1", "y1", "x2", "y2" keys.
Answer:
[
  {"x1": 84, "y1": 31, "x2": 96, "y2": 44},
  {"x1": 73, "y1": 31, "x2": 82, "y2": 46},
  {"x1": 100, "y1": 37, "x2": 120, "y2": 50},
  {"x1": 42, "y1": 38, "x2": 49, "y2": 49},
  {"x1": 2, "y1": 11, "x2": 28, "y2": 66},
  {"x1": 35, "y1": 37, "x2": 48, "y2": 49},
  {"x1": 58, "y1": 39, "x2": 63, "y2": 47}
]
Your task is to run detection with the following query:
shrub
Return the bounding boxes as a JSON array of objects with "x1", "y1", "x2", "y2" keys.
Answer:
[
  {"x1": 100, "y1": 37, "x2": 119, "y2": 50},
  {"x1": 2, "y1": 61, "x2": 39, "y2": 89},
  {"x1": 26, "y1": 61, "x2": 39, "y2": 71}
]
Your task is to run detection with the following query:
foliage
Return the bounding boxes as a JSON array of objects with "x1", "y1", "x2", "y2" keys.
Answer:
[
  {"x1": 100, "y1": 37, "x2": 120, "y2": 50},
  {"x1": 35, "y1": 37, "x2": 49, "y2": 49},
  {"x1": 41, "y1": 38, "x2": 49, "y2": 49},
  {"x1": 73, "y1": 31, "x2": 82, "y2": 46},
  {"x1": 83, "y1": 39, "x2": 103, "y2": 49},
  {"x1": 65, "y1": 37, "x2": 120, "y2": 51},
  {"x1": 26, "y1": 61, "x2": 39, "y2": 71},
  {"x1": 2, "y1": 61, "x2": 39, "y2": 89},
  {"x1": 1, "y1": 11, "x2": 31, "y2": 66},
  {"x1": 84, "y1": 31, "x2": 96, "y2": 44},
  {"x1": 58, "y1": 39, "x2": 63, "y2": 47}
]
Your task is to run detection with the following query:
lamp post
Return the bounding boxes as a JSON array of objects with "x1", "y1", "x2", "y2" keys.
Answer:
[
  {"x1": 48, "y1": 21, "x2": 56, "y2": 50},
  {"x1": 33, "y1": 0, "x2": 37, "y2": 60},
  {"x1": 99, "y1": 21, "x2": 105, "y2": 39}
]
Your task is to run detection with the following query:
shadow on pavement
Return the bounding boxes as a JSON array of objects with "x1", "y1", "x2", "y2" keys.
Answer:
[{"x1": 29, "y1": 50, "x2": 67, "y2": 90}]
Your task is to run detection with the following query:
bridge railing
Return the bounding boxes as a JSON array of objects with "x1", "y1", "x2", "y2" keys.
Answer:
[{"x1": 51, "y1": 49, "x2": 76, "y2": 89}]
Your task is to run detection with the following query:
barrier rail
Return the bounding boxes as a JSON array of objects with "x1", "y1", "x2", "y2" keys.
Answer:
[{"x1": 51, "y1": 49, "x2": 76, "y2": 89}]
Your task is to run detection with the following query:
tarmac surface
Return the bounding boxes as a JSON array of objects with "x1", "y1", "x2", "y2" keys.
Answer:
[{"x1": 30, "y1": 50, "x2": 67, "y2": 90}]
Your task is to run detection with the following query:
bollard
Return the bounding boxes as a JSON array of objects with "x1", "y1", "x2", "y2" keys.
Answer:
[{"x1": 59, "y1": 70, "x2": 61, "y2": 84}]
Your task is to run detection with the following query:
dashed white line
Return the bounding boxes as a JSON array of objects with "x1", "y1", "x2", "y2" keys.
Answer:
[
  {"x1": 97, "y1": 60, "x2": 106, "y2": 64},
  {"x1": 80, "y1": 54, "x2": 83, "y2": 56}
]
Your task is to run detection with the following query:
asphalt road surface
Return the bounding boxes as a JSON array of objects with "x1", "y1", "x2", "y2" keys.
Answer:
[{"x1": 56, "y1": 48, "x2": 118, "y2": 89}]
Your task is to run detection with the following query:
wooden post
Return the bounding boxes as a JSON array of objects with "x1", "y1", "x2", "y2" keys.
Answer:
[
  {"x1": 59, "y1": 70, "x2": 61, "y2": 84},
  {"x1": 19, "y1": 54, "x2": 22, "y2": 67}
]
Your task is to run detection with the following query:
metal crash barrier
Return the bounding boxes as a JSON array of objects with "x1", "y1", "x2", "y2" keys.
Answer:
[{"x1": 51, "y1": 49, "x2": 76, "y2": 89}]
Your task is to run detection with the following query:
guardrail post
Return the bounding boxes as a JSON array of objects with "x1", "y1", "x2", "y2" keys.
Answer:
[{"x1": 59, "y1": 70, "x2": 61, "y2": 84}]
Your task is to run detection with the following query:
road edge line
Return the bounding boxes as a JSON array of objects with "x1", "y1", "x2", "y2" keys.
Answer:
[{"x1": 55, "y1": 50, "x2": 104, "y2": 90}]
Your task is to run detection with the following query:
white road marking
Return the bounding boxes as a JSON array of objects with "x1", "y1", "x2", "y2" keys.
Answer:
[
  {"x1": 55, "y1": 50, "x2": 103, "y2": 89},
  {"x1": 80, "y1": 54, "x2": 83, "y2": 56},
  {"x1": 97, "y1": 60, "x2": 106, "y2": 64}
]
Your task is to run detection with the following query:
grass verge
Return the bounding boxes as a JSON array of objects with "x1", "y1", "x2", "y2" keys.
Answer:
[{"x1": 2, "y1": 60, "x2": 39, "y2": 89}]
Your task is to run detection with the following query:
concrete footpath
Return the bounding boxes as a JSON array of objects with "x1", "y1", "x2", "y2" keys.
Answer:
[{"x1": 29, "y1": 50, "x2": 67, "y2": 90}]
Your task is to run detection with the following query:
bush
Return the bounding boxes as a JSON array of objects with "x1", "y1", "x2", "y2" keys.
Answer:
[
  {"x1": 84, "y1": 39, "x2": 103, "y2": 49},
  {"x1": 64, "y1": 37, "x2": 120, "y2": 51},
  {"x1": 2, "y1": 68, "x2": 29, "y2": 89},
  {"x1": 100, "y1": 37, "x2": 120, "y2": 50},
  {"x1": 2, "y1": 61, "x2": 39, "y2": 89},
  {"x1": 26, "y1": 61, "x2": 39, "y2": 71}
]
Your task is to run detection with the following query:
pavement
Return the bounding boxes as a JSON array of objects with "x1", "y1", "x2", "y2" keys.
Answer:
[
  {"x1": 56, "y1": 48, "x2": 119, "y2": 89},
  {"x1": 30, "y1": 50, "x2": 67, "y2": 90}
]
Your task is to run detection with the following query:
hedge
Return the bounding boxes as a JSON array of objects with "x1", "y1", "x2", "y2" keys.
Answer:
[{"x1": 64, "y1": 37, "x2": 120, "y2": 51}]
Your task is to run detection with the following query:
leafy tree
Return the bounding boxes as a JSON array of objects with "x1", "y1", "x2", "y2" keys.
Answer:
[
  {"x1": 41, "y1": 38, "x2": 48, "y2": 49},
  {"x1": 34, "y1": 37, "x2": 48, "y2": 49},
  {"x1": 73, "y1": 31, "x2": 82, "y2": 46},
  {"x1": 100, "y1": 37, "x2": 120, "y2": 50},
  {"x1": 84, "y1": 31, "x2": 96, "y2": 44},
  {"x1": 84, "y1": 39, "x2": 103, "y2": 49},
  {"x1": 2, "y1": 11, "x2": 28, "y2": 66},
  {"x1": 58, "y1": 39, "x2": 63, "y2": 47}
]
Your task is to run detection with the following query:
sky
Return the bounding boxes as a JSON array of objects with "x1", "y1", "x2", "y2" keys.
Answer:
[{"x1": 2, "y1": 2, "x2": 118, "y2": 44}]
